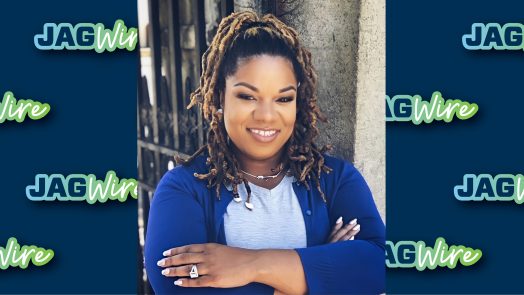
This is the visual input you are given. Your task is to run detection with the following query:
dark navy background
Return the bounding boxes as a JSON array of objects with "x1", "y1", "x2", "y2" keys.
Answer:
[
  {"x1": 3, "y1": 0, "x2": 524, "y2": 293},
  {"x1": 387, "y1": 0, "x2": 524, "y2": 293},
  {"x1": 0, "y1": 1, "x2": 137, "y2": 293}
]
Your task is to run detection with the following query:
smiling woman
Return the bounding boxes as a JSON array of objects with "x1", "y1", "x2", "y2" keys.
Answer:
[
  {"x1": 224, "y1": 55, "x2": 297, "y2": 186},
  {"x1": 144, "y1": 11, "x2": 385, "y2": 294}
]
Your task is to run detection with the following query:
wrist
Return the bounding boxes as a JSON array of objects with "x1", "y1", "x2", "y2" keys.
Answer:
[
  {"x1": 250, "y1": 249, "x2": 293, "y2": 284},
  {"x1": 251, "y1": 249, "x2": 269, "y2": 283},
  {"x1": 249, "y1": 249, "x2": 307, "y2": 294}
]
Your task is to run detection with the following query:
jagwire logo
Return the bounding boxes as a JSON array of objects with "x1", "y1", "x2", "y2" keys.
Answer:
[{"x1": 34, "y1": 20, "x2": 137, "y2": 53}]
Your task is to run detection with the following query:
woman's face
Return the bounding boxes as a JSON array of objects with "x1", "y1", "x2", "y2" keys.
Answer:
[{"x1": 223, "y1": 54, "x2": 298, "y2": 162}]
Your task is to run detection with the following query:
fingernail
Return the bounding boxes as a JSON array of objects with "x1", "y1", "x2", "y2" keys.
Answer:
[
  {"x1": 161, "y1": 269, "x2": 169, "y2": 275},
  {"x1": 336, "y1": 216, "x2": 343, "y2": 224},
  {"x1": 174, "y1": 280, "x2": 183, "y2": 286},
  {"x1": 350, "y1": 236, "x2": 355, "y2": 240},
  {"x1": 163, "y1": 250, "x2": 170, "y2": 256},
  {"x1": 353, "y1": 224, "x2": 361, "y2": 231},
  {"x1": 157, "y1": 259, "x2": 165, "y2": 267},
  {"x1": 350, "y1": 218, "x2": 357, "y2": 225}
]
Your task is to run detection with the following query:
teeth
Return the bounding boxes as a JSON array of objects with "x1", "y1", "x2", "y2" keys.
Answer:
[{"x1": 250, "y1": 129, "x2": 277, "y2": 137}]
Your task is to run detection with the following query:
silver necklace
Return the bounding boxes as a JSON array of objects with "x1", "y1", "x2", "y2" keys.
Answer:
[
  {"x1": 239, "y1": 167, "x2": 283, "y2": 181},
  {"x1": 237, "y1": 166, "x2": 284, "y2": 210}
]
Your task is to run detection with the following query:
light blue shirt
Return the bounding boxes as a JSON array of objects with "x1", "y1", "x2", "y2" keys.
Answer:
[{"x1": 223, "y1": 175, "x2": 307, "y2": 249}]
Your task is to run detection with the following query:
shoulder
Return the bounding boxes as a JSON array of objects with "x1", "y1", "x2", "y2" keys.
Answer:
[
  {"x1": 321, "y1": 153, "x2": 361, "y2": 181},
  {"x1": 162, "y1": 155, "x2": 208, "y2": 181},
  {"x1": 320, "y1": 154, "x2": 371, "y2": 206},
  {"x1": 154, "y1": 155, "x2": 209, "y2": 199}
]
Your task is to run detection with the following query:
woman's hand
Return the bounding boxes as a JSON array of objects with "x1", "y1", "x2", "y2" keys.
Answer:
[
  {"x1": 327, "y1": 217, "x2": 360, "y2": 243},
  {"x1": 157, "y1": 243, "x2": 258, "y2": 288}
]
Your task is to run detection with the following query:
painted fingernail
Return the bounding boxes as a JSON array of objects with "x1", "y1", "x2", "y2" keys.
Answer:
[
  {"x1": 353, "y1": 224, "x2": 361, "y2": 231},
  {"x1": 161, "y1": 269, "x2": 169, "y2": 276},
  {"x1": 336, "y1": 216, "x2": 343, "y2": 224},
  {"x1": 174, "y1": 280, "x2": 183, "y2": 286},
  {"x1": 163, "y1": 250, "x2": 170, "y2": 256},
  {"x1": 350, "y1": 236, "x2": 355, "y2": 240},
  {"x1": 350, "y1": 218, "x2": 357, "y2": 225},
  {"x1": 157, "y1": 259, "x2": 165, "y2": 267}
]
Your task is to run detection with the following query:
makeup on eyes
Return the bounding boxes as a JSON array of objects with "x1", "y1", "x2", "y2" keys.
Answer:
[
  {"x1": 277, "y1": 96, "x2": 294, "y2": 102},
  {"x1": 235, "y1": 93, "x2": 295, "y2": 102},
  {"x1": 236, "y1": 93, "x2": 254, "y2": 100}
]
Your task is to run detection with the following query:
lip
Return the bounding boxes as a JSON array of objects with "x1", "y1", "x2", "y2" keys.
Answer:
[{"x1": 247, "y1": 128, "x2": 280, "y2": 143}]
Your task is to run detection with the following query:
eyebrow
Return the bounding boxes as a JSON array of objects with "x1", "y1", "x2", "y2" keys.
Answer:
[{"x1": 233, "y1": 82, "x2": 296, "y2": 93}]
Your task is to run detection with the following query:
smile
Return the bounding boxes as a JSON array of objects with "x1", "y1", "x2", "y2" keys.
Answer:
[{"x1": 247, "y1": 128, "x2": 280, "y2": 142}]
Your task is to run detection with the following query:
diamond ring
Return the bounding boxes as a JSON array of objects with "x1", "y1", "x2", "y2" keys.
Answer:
[{"x1": 189, "y1": 264, "x2": 199, "y2": 278}]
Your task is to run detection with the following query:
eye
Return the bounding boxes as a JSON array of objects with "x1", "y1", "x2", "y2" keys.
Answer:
[
  {"x1": 277, "y1": 96, "x2": 295, "y2": 103},
  {"x1": 236, "y1": 93, "x2": 255, "y2": 101}
]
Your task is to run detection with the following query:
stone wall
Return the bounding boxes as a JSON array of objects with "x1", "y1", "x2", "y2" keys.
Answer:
[{"x1": 234, "y1": 0, "x2": 385, "y2": 221}]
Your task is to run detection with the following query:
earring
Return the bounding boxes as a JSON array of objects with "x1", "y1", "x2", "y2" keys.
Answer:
[{"x1": 216, "y1": 108, "x2": 223, "y2": 122}]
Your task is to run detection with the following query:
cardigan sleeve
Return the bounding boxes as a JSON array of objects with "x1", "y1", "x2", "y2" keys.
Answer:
[
  {"x1": 144, "y1": 167, "x2": 274, "y2": 294},
  {"x1": 295, "y1": 161, "x2": 385, "y2": 294},
  {"x1": 144, "y1": 168, "x2": 209, "y2": 294}
]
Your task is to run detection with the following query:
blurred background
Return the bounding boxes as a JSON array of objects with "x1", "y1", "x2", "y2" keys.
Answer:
[{"x1": 137, "y1": 0, "x2": 384, "y2": 293}]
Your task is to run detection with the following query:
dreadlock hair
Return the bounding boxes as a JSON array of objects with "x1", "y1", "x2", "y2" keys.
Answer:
[{"x1": 176, "y1": 11, "x2": 333, "y2": 207}]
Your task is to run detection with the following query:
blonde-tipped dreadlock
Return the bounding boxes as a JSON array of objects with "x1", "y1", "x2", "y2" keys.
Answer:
[{"x1": 177, "y1": 11, "x2": 333, "y2": 207}]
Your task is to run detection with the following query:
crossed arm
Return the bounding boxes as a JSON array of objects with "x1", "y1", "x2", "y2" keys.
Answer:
[
  {"x1": 145, "y1": 163, "x2": 384, "y2": 294},
  {"x1": 155, "y1": 218, "x2": 359, "y2": 294}
]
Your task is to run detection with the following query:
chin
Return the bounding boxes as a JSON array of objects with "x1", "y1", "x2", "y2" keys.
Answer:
[
  {"x1": 236, "y1": 144, "x2": 283, "y2": 161},
  {"x1": 247, "y1": 151, "x2": 280, "y2": 161}
]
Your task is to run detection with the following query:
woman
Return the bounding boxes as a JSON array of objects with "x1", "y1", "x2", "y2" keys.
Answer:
[{"x1": 145, "y1": 11, "x2": 385, "y2": 294}]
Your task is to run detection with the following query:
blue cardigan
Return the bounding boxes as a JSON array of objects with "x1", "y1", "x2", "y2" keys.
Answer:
[{"x1": 145, "y1": 154, "x2": 385, "y2": 294}]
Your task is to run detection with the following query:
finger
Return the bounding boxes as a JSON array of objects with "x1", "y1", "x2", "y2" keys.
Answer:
[
  {"x1": 163, "y1": 244, "x2": 206, "y2": 257},
  {"x1": 174, "y1": 276, "x2": 214, "y2": 288},
  {"x1": 157, "y1": 252, "x2": 205, "y2": 267},
  {"x1": 330, "y1": 219, "x2": 357, "y2": 242},
  {"x1": 341, "y1": 225, "x2": 361, "y2": 241},
  {"x1": 161, "y1": 264, "x2": 208, "y2": 277},
  {"x1": 327, "y1": 217, "x2": 344, "y2": 240},
  {"x1": 330, "y1": 219, "x2": 358, "y2": 242}
]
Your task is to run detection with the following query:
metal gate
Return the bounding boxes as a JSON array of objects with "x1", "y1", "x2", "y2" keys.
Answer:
[{"x1": 137, "y1": 0, "x2": 234, "y2": 293}]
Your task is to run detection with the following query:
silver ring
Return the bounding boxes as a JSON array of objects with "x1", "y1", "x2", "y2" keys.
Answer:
[{"x1": 189, "y1": 264, "x2": 199, "y2": 278}]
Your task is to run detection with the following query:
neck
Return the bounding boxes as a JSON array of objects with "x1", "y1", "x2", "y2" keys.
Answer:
[{"x1": 234, "y1": 147, "x2": 284, "y2": 176}]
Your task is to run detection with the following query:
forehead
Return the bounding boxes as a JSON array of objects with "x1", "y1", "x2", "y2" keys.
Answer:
[{"x1": 226, "y1": 55, "x2": 297, "y2": 86}]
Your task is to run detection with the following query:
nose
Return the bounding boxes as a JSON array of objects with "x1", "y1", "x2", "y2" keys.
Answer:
[{"x1": 252, "y1": 100, "x2": 276, "y2": 123}]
